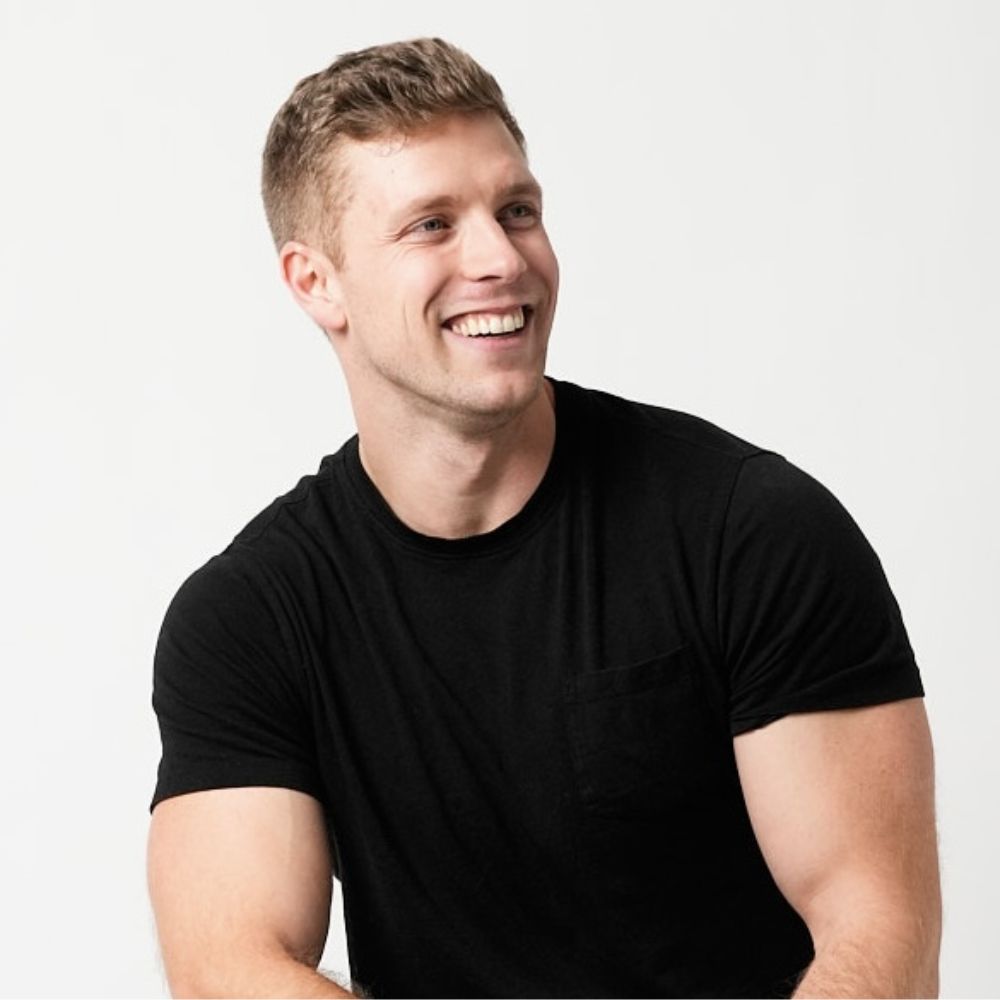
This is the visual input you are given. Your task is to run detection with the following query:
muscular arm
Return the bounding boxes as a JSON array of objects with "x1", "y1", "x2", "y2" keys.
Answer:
[
  {"x1": 733, "y1": 698, "x2": 941, "y2": 998},
  {"x1": 147, "y1": 786, "x2": 360, "y2": 999}
]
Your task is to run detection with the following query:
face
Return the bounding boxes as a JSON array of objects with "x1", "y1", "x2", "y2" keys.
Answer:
[{"x1": 318, "y1": 112, "x2": 559, "y2": 428}]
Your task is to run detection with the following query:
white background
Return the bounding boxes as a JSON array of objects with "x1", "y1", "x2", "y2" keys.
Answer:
[{"x1": 1, "y1": 1, "x2": 997, "y2": 996}]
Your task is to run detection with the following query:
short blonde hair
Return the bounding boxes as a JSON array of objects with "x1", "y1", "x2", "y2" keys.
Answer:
[{"x1": 261, "y1": 37, "x2": 527, "y2": 269}]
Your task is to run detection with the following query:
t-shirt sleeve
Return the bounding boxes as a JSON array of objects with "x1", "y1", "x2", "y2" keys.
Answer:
[
  {"x1": 149, "y1": 548, "x2": 323, "y2": 812},
  {"x1": 717, "y1": 452, "x2": 924, "y2": 737}
]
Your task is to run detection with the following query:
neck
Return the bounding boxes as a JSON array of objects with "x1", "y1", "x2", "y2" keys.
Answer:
[{"x1": 353, "y1": 378, "x2": 556, "y2": 540}]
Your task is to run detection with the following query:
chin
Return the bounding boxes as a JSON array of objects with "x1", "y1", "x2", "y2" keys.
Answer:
[
  {"x1": 371, "y1": 357, "x2": 547, "y2": 428},
  {"x1": 450, "y1": 369, "x2": 545, "y2": 417}
]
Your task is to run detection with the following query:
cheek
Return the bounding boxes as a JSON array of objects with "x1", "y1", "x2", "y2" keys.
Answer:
[
  {"x1": 534, "y1": 247, "x2": 560, "y2": 304},
  {"x1": 526, "y1": 232, "x2": 560, "y2": 285},
  {"x1": 547, "y1": 250, "x2": 561, "y2": 293},
  {"x1": 390, "y1": 255, "x2": 447, "y2": 299}
]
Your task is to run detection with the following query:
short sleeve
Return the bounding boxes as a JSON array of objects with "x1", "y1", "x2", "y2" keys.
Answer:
[
  {"x1": 149, "y1": 549, "x2": 323, "y2": 812},
  {"x1": 718, "y1": 453, "x2": 924, "y2": 736}
]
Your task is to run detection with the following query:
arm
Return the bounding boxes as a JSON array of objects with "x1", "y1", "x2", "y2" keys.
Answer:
[
  {"x1": 147, "y1": 786, "x2": 359, "y2": 999},
  {"x1": 733, "y1": 698, "x2": 941, "y2": 998}
]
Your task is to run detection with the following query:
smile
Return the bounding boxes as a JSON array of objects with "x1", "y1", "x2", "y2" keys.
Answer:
[{"x1": 443, "y1": 305, "x2": 529, "y2": 337}]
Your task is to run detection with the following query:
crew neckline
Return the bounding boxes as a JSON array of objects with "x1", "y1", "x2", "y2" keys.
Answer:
[{"x1": 338, "y1": 377, "x2": 577, "y2": 558}]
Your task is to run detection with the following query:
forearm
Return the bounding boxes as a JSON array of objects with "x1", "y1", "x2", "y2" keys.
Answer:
[{"x1": 792, "y1": 923, "x2": 939, "y2": 999}]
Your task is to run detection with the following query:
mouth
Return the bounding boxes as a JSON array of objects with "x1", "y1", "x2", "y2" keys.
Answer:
[{"x1": 441, "y1": 304, "x2": 534, "y2": 340}]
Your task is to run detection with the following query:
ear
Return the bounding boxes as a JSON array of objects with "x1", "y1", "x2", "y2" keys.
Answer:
[{"x1": 278, "y1": 240, "x2": 348, "y2": 335}]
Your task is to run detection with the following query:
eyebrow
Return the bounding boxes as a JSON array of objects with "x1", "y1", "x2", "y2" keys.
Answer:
[{"x1": 390, "y1": 179, "x2": 543, "y2": 227}]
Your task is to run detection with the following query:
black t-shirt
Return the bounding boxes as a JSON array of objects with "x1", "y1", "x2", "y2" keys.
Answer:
[{"x1": 150, "y1": 377, "x2": 924, "y2": 999}]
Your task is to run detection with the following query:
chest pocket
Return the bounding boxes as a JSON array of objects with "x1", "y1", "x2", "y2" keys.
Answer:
[{"x1": 563, "y1": 643, "x2": 723, "y2": 818}]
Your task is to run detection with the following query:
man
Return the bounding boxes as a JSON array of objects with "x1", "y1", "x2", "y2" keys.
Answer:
[{"x1": 147, "y1": 37, "x2": 941, "y2": 999}]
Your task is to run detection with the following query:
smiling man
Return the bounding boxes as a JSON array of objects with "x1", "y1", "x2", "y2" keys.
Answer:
[
  {"x1": 298, "y1": 110, "x2": 560, "y2": 541},
  {"x1": 147, "y1": 38, "x2": 941, "y2": 999}
]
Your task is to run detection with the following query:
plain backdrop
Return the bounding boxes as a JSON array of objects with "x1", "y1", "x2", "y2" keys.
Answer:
[{"x1": 1, "y1": 1, "x2": 997, "y2": 996}]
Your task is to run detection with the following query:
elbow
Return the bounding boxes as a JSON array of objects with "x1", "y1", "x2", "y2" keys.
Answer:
[
  {"x1": 161, "y1": 952, "x2": 284, "y2": 999},
  {"x1": 163, "y1": 961, "x2": 226, "y2": 1000},
  {"x1": 161, "y1": 951, "x2": 353, "y2": 999},
  {"x1": 803, "y1": 894, "x2": 942, "y2": 999}
]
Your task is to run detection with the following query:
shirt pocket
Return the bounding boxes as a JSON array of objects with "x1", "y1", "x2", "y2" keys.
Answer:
[{"x1": 563, "y1": 643, "x2": 720, "y2": 818}]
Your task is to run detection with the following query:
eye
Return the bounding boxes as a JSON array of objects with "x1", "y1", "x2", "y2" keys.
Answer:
[
  {"x1": 501, "y1": 203, "x2": 540, "y2": 226},
  {"x1": 414, "y1": 217, "x2": 447, "y2": 234}
]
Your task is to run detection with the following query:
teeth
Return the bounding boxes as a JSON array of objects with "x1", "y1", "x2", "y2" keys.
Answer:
[{"x1": 449, "y1": 306, "x2": 526, "y2": 337}]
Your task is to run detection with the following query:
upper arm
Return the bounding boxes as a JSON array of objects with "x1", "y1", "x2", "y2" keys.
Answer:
[
  {"x1": 732, "y1": 698, "x2": 941, "y2": 946},
  {"x1": 147, "y1": 786, "x2": 333, "y2": 997}
]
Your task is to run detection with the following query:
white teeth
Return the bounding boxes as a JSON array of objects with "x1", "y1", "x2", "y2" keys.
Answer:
[{"x1": 449, "y1": 306, "x2": 527, "y2": 337}]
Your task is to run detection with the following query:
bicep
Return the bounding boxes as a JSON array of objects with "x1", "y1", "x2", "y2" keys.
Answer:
[
  {"x1": 732, "y1": 698, "x2": 940, "y2": 940},
  {"x1": 147, "y1": 786, "x2": 333, "y2": 996}
]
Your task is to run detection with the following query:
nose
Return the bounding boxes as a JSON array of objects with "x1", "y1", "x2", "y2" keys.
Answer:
[{"x1": 458, "y1": 213, "x2": 528, "y2": 283}]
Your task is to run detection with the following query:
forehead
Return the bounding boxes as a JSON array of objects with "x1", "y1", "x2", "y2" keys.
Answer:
[{"x1": 338, "y1": 113, "x2": 537, "y2": 222}]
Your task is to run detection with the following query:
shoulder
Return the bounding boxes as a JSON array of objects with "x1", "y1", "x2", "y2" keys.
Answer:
[
  {"x1": 163, "y1": 443, "x2": 355, "y2": 627},
  {"x1": 724, "y1": 450, "x2": 864, "y2": 548},
  {"x1": 554, "y1": 378, "x2": 767, "y2": 463},
  {"x1": 232, "y1": 448, "x2": 347, "y2": 553},
  {"x1": 550, "y1": 379, "x2": 865, "y2": 543},
  {"x1": 552, "y1": 379, "x2": 784, "y2": 509}
]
